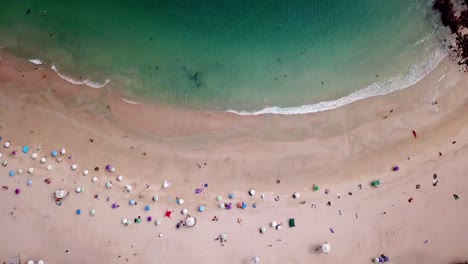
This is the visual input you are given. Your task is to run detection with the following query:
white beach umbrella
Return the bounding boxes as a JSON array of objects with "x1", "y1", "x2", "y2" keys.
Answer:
[
  {"x1": 249, "y1": 189, "x2": 255, "y2": 196},
  {"x1": 253, "y1": 256, "x2": 260, "y2": 264},
  {"x1": 122, "y1": 218, "x2": 128, "y2": 225},
  {"x1": 71, "y1": 164, "x2": 77, "y2": 170},
  {"x1": 271, "y1": 221, "x2": 278, "y2": 228},
  {"x1": 293, "y1": 192, "x2": 300, "y2": 199},
  {"x1": 163, "y1": 180, "x2": 171, "y2": 189},
  {"x1": 4, "y1": 141, "x2": 10, "y2": 148},
  {"x1": 276, "y1": 225, "x2": 282, "y2": 230},
  {"x1": 125, "y1": 185, "x2": 132, "y2": 192},
  {"x1": 155, "y1": 220, "x2": 161, "y2": 226},
  {"x1": 75, "y1": 187, "x2": 82, "y2": 193},
  {"x1": 110, "y1": 166, "x2": 116, "y2": 172},
  {"x1": 60, "y1": 148, "x2": 66, "y2": 155},
  {"x1": 83, "y1": 170, "x2": 89, "y2": 176},
  {"x1": 177, "y1": 199, "x2": 184, "y2": 205},
  {"x1": 152, "y1": 195, "x2": 159, "y2": 201},
  {"x1": 219, "y1": 203, "x2": 225, "y2": 209},
  {"x1": 17, "y1": 169, "x2": 23, "y2": 174},
  {"x1": 117, "y1": 175, "x2": 123, "y2": 181},
  {"x1": 2, "y1": 160, "x2": 7, "y2": 166},
  {"x1": 182, "y1": 208, "x2": 188, "y2": 215},
  {"x1": 37, "y1": 261, "x2": 45, "y2": 264},
  {"x1": 46, "y1": 165, "x2": 52, "y2": 171},
  {"x1": 186, "y1": 216, "x2": 196, "y2": 227},
  {"x1": 260, "y1": 227, "x2": 266, "y2": 233},
  {"x1": 89, "y1": 209, "x2": 96, "y2": 216},
  {"x1": 220, "y1": 233, "x2": 227, "y2": 240},
  {"x1": 216, "y1": 195, "x2": 222, "y2": 201},
  {"x1": 27, "y1": 260, "x2": 34, "y2": 264},
  {"x1": 92, "y1": 176, "x2": 98, "y2": 182},
  {"x1": 322, "y1": 242, "x2": 331, "y2": 254},
  {"x1": 55, "y1": 189, "x2": 67, "y2": 199},
  {"x1": 106, "y1": 181, "x2": 112, "y2": 188},
  {"x1": 28, "y1": 167, "x2": 34, "y2": 173},
  {"x1": 56, "y1": 157, "x2": 63, "y2": 163},
  {"x1": 31, "y1": 153, "x2": 38, "y2": 159},
  {"x1": 373, "y1": 258, "x2": 380, "y2": 263},
  {"x1": 40, "y1": 157, "x2": 47, "y2": 163}
]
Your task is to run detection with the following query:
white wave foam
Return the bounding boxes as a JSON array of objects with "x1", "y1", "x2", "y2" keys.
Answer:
[
  {"x1": 226, "y1": 49, "x2": 447, "y2": 116},
  {"x1": 28, "y1": 59, "x2": 44, "y2": 65},
  {"x1": 51, "y1": 64, "x2": 110, "y2": 89},
  {"x1": 120, "y1": 97, "x2": 141, "y2": 105}
]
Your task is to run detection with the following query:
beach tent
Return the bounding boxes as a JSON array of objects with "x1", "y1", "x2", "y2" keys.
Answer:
[
  {"x1": 322, "y1": 242, "x2": 331, "y2": 254},
  {"x1": 289, "y1": 218, "x2": 295, "y2": 227},
  {"x1": 186, "y1": 216, "x2": 196, "y2": 227}
]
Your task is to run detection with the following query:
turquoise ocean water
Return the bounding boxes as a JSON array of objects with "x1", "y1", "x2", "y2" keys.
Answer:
[{"x1": 0, "y1": 0, "x2": 448, "y2": 114}]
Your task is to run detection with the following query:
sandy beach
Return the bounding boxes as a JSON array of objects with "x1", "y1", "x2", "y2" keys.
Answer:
[{"x1": 0, "y1": 47, "x2": 468, "y2": 264}]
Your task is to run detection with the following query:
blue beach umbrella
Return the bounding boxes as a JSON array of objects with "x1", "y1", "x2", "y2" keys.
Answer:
[
  {"x1": 129, "y1": 200, "x2": 136, "y2": 206},
  {"x1": 242, "y1": 202, "x2": 247, "y2": 209},
  {"x1": 198, "y1": 205, "x2": 205, "y2": 212},
  {"x1": 228, "y1": 193, "x2": 235, "y2": 199},
  {"x1": 27, "y1": 179, "x2": 33, "y2": 186},
  {"x1": 76, "y1": 209, "x2": 82, "y2": 215},
  {"x1": 9, "y1": 170, "x2": 15, "y2": 177},
  {"x1": 51, "y1": 150, "x2": 58, "y2": 157},
  {"x1": 22, "y1": 145, "x2": 30, "y2": 153},
  {"x1": 144, "y1": 205, "x2": 150, "y2": 211}
]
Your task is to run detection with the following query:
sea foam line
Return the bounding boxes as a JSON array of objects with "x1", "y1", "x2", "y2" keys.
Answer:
[
  {"x1": 226, "y1": 49, "x2": 447, "y2": 116},
  {"x1": 120, "y1": 97, "x2": 141, "y2": 105},
  {"x1": 51, "y1": 65, "x2": 110, "y2": 88},
  {"x1": 28, "y1": 59, "x2": 44, "y2": 65}
]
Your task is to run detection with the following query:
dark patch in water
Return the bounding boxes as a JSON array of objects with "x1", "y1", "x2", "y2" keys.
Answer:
[{"x1": 181, "y1": 66, "x2": 203, "y2": 88}]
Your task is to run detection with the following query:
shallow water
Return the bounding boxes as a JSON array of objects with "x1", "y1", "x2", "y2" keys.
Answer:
[{"x1": 0, "y1": 0, "x2": 447, "y2": 112}]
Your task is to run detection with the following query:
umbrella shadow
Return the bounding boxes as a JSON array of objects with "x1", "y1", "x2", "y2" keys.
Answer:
[{"x1": 307, "y1": 244, "x2": 322, "y2": 255}]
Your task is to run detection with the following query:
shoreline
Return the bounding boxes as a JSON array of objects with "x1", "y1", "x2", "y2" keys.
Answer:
[{"x1": 0, "y1": 47, "x2": 468, "y2": 263}]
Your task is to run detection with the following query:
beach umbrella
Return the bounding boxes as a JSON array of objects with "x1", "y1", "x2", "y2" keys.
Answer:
[
  {"x1": 177, "y1": 198, "x2": 184, "y2": 205},
  {"x1": 125, "y1": 185, "x2": 132, "y2": 192},
  {"x1": 226, "y1": 203, "x2": 233, "y2": 210},
  {"x1": 228, "y1": 193, "x2": 235, "y2": 199},
  {"x1": 219, "y1": 203, "x2": 225, "y2": 209},
  {"x1": 22, "y1": 146, "x2": 30, "y2": 153},
  {"x1": 38, "y1": 261, "x2": 45, "y2": 264},
  {"x1": 165, "y1": 210, "x2": 173, "y2": 218},
  {"x1": 155, "y1": 220, "x2": 161, "y2": 226},
  {"x1": 135, "y1": 218, "x2": 142, "y2": 223},
  {"x1": 27, "y1": 179, "x2": 33, "y2": 186},
  {"x1": 152, "y1": 196, "x2": 159, "y2": 201},
  {"x1": 260, "y1": 194, "x2": 265, "y2": 199},
  {"x1": 75, "y1": 187, "x2": 82, "y2": 193},
  {"x1": 83, "y1": 170, "x2": 89, "y2": 176},
  {"x1": 322, "y1": 242, "x2": 331, "y2": 254},
  {"x1": 17, "y1": 168, "x2": 23, "y2": 174},
  {"x1": 163, "y1": 180, "x2": 170, "y2": 189},
  {"x1": 147, "y1": 216, "x2": 152, "y2": 222},
  {"x1": 253, "y1": 256, "x2": 260, "y2": 264},
  {"x1": 276, "y1": 225, "x2": 282, "y2": 230},
  {"x1": 2, "y1": 160, "x2": 7, "y2": 166},
  {"x1": 122, "y1": 218, "x2": 128, "y2": 225},
  {"x1": 260, "y1": 227, "x2": 266, "y2": 233},
  {"x1": 15, "y1": 188, "x2": 21, "y2": 195},
  {"x1": 126, "y1": 221, "x2": 132, "y2": 226},
  {"x1": 55, "y1": 189, "x2": 67, "y2": 199},
  {"x1": 40, "y1": 157, "x2": 47, "y2": 163},
  {"x1": 89, "y1": 209, "x2": 96, "y2": 216},
  {"x1": 4, "y1": 141, "x2": 10, "y2": 148},
  {"x1": 46, "y1": 165, "x2": 52, "y2": 171},
  {"x1": 313, "y1": 185, "x2": 320, "y2": 191},
  {"x1": 216, "y1": 195, "x2": 222, "y2": 201},
  {"x1": 220, "y1": 233, "x2": 227, "y2": 240},
  {"x1": 186, "y1": 216, "x2": 196, "y2": 227},
  {"x1": 76, "y1": 209, "x2": 82, "y2": 215},
  {"x1": 51, "y1": 150, "x2": 58, "y2": 157},
  {"x1": 129, "y1": 200, "x2": 136, "y2": 206},
  {"x1": 106, "y1": 181, "x2": 112, "y2": 188},
  {"x1": 27, "y1": 260, "x2": 34, "y2": 264},
  {"x1": 60, "y1": 148, "x2": 66, "y2": 155},
  {"x1": 71, "y1": 164, "x2": 77, "y2": 170},
  {"x1": 271, "y1": 221, "x2": 278, "y2": 228},
  {"x1": 373, "y1": 258, "x2": 380, "y2": 263},
  {"x1": 249, "y1": 189, "x2": 255, "y2": 196},
  {"x1": 117, "y1": 175, "x2": 123, "y2": 181},
  {"x1": 56, "y1": 157, "x2": 63, "y2": 163},
  {"x1": 106, "y1": 165, "x2": 112, "y2": 171},
  {"x1": 92, "y1": 176, "x2": 98, "y2": 182},
  {"x1": 31, "y1": 153, "x2": 37, "y2": 159},
  {"x1": 182, "y1": 208, "x2": 188, "y2": 215},
  {"x1": 293, "y1": 192, "x2": 300, "y2": 199},
  {"x1": 198, "y1": 205, "x2": 205, "y2": 212},
  {"x1": 145, "y1": 205, "x2": 151, "y2": 211},
  {"x1": 110, "y1": 166, "x2": 116, "y2": 172},
  {"x1": 9, "y1": 170, "x2": 15, "y2": 176},
  {"x1": 242, "y1": 202, "x2": 247, "y2": 209}
]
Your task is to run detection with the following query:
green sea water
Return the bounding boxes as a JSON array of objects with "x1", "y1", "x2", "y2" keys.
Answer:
[{"x1": 0, "y1": 0, "x2": 447, "y2": 113}]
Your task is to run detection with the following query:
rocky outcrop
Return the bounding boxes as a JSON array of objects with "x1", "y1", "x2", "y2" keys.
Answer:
[{"x1": 433, "y1": 0, "x2": 468, "y2": 68}]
